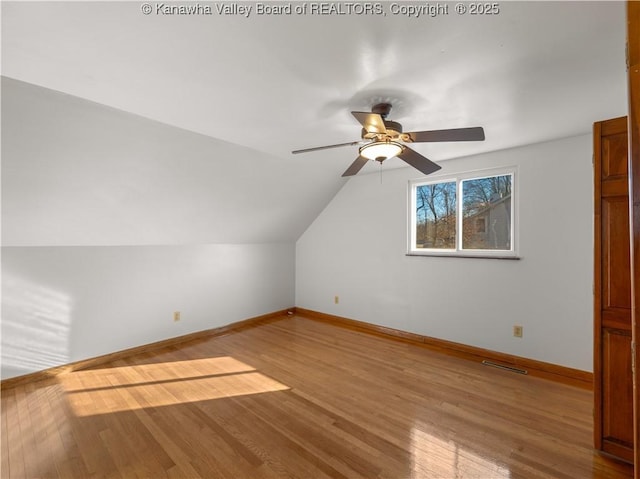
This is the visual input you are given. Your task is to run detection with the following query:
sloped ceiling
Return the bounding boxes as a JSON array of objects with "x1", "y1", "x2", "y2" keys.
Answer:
[
  {"x1": 2, "y1": 77, "x2": 342, "y2": 245},
  {"x1": 1, "y1": 1, "x2": 628, "y2": 245}
]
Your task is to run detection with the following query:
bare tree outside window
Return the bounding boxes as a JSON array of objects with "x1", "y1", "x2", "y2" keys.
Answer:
[{"x1": 415, "y1": 181, "x2": 456, "y2": 249}]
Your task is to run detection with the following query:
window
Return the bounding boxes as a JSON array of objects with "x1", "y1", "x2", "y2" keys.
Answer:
[{"x1": 409, "y1": 168, "x2": 516, "y2": 257}]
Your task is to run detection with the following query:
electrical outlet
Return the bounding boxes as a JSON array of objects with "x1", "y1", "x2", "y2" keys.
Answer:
[
  {"x1": 334, "y1": 295, "x2": 339, "y2": 304},
  {"x1": 173, "y1": 311, "x2": 181, "y2": 322},
  {"x1": 513, "y1": 325, "x2": 523, "y2": 338}
]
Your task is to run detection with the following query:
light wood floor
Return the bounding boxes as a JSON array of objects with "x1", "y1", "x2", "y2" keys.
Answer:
[{"x1": 1, "y1": 315, "x2": 634, "y2": 478}]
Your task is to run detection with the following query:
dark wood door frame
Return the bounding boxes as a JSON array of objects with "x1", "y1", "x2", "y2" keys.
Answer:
[{"x1": 627, "y1": 1, "x2": 639, "y2": 476}]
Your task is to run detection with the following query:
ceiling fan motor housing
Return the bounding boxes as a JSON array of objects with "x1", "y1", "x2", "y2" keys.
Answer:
[
  {"x1": 384, "y1": 120, "x2": 402, "y2": 136},
  {"x1": 371, "y1": 102, "x2": 393, "y2": 118}
]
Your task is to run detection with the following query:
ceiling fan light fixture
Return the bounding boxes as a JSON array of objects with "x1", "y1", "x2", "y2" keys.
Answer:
[{"x1": 359, "y1": 141, "x2": 403, "y2": 162}]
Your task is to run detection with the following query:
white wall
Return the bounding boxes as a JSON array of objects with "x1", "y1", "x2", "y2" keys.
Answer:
[
  {"x1": 296, "y1": 135, "x2": 593, "y2": 371},
  {"x1": 2, "y1": 244, "x2": 294, "y2": 379},
  {"x1": 1, "y1": 79, "x2": 296, "y2": 380}
]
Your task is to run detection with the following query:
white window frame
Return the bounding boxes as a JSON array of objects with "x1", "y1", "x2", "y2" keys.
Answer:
[{"x1": 408, "y1": 166, "x2": 518, "y2": 258}]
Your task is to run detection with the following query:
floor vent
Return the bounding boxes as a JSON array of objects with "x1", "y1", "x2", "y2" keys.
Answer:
[{"x1": 482, "y1": 360, "x2": 528, "y2": 375}]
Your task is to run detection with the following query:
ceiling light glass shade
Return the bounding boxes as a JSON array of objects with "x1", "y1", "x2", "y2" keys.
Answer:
[{"x1": 359, "y1": 141, "x2": 403, "y2": 161}]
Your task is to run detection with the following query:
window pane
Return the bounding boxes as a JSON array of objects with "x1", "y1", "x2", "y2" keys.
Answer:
[
  {"x1": 415, "y1": 181, "x2": 457, "y2": 249},
  {"x1": 462, "y1": 175, "x2": 512, "y2": 250}
]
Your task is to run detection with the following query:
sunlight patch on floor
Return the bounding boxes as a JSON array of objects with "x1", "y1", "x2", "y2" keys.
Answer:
[
  {"x1": 64, "y1": 356, "x2": 256, "y2": 388},
  {"x1": 411, "y1": 426, "x2": 511, "y2": 478},
  {"x1": 62, "y1": 356, "x2": 289, "y2": 417}
]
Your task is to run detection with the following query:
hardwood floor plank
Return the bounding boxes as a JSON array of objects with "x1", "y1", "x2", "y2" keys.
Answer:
[
  {"x1": 30, "y1": 383, "x2": 60, "y2": 478},
  {"x1": 1, "y1": 316, "x2": 634, "y2": 478},
  {"x1": 203, "y1": 391, "x2": 348, "y2": 479},
  {"x1": 64, "y1": 375, "x2": 124, "y2": 478},
  {"x1": 240, "y1": 394, "x2": 385, "y2": 478},
  {"x1": 4, "y1": 392, "x2": 27, "y2": 478},
  {"x1": 13, "y1": 384, "x2": 41, "y2": 478},
  {"x1": 1, "y1": 401, "x2": 10, "y2": 476}
]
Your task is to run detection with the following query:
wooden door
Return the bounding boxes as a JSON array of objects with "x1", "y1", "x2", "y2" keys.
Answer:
[{"x1": 594, "y1": 116, "x2": 634, "y2": 463}]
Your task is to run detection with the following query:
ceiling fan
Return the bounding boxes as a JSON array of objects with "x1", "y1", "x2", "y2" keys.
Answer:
[{"x1": 292, "y1": 103, "x2": 485, "y2": 177}]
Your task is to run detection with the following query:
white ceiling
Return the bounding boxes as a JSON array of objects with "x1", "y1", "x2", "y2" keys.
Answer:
[{"x1": 1, "y1": 1, "x2": 629, "y2": 244}]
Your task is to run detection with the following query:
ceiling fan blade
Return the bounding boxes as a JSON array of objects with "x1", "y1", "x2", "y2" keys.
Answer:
[
  {"x1": 351, "y1": 112, "x2": 387, "y2": 135},
  {"x1": 406, "y1": 127, "x2": 485, "y2": 143},
  {"x1": 342, "y1": 155, "x2": 369, "y2": 177},
  {"x1": 398, "y1": 146, "x2": 441, "y2": 176},
  {"x1": 292, "y1": 140, "x2": 362, "y2": 154}
]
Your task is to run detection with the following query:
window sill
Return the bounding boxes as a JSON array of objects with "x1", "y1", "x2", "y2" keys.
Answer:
[{"x1": 406, "y1": 253, "x2": 521, "y2": 260}]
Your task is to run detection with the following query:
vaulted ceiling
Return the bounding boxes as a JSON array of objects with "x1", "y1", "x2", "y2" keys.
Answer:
[{"x1": 1, "y1": 1, "x2": 628, "y2": 245}]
